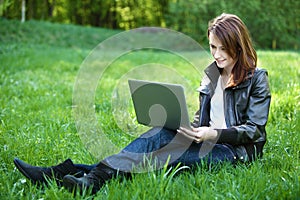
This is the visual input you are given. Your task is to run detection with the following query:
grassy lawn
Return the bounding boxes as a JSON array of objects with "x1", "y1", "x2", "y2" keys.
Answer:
[{"x1": 0, "y1": 19, "x2": 299, "y2": 199}]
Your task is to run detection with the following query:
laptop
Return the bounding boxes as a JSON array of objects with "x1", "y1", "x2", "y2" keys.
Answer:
[{"x1": 128, "y1": 79, "x2": 191, "y2": 130}]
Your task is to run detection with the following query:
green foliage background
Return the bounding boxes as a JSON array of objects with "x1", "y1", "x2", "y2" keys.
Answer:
[{"x1": 1, "y1": 0, "x2": 299, "y2": 50}]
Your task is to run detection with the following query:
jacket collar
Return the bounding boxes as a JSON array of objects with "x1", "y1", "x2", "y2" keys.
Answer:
[
  {"x1": 195, "y1": 62, "x2": 220, "y2": 96},
  {"x1": 203, "y1": 61, "x2": 255, "y2": 91},
  {"x1": 204, "y1": 61, "x2": 221, "y2": 90}
]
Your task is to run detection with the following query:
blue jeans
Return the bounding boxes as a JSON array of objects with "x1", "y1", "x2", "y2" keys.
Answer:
[{"x1": 75, "y1": 127, "x2": 238, "y2": 173}]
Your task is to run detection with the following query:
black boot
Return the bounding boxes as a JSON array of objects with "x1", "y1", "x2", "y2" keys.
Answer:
[
  {"x1": 63, "y1": 162, "x2": 118, "y2": 194},
  {"x1": 13, "y1": 158, "x2": 83, "y2": 186}
]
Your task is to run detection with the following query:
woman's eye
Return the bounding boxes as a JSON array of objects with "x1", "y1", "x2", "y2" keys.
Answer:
[{"x1": 210, "y1": 45, "x2": 216, "y2": 49}]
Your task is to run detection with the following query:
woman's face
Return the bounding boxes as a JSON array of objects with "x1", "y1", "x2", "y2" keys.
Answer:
[{"x1": 209, "y1": 33, "x2": 237, "y2": 73}]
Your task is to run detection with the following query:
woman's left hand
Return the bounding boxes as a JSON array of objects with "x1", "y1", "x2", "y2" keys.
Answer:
[{"x1": 177, "y1": 126, "x2": 218, "y2": 143}]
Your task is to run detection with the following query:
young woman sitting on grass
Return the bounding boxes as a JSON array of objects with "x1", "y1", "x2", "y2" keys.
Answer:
[{"x1": 14, "y1": 13, "x2": 271, "y2": 195}]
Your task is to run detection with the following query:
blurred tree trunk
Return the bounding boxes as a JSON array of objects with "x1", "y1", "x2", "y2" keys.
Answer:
[
  {"x1": 46, "y1": 0, "x2": 55, "y2": 18},
  {"x1": 21, "y1": 0, "x2": 25, "y2": 22}
]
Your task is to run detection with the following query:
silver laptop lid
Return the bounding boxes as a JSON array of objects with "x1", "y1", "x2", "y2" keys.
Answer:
[{"x1": 128, "y1": 79, "x2": 191, "y2": 130}]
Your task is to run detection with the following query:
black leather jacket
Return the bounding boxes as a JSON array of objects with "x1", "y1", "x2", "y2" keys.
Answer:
[{"x1": 193, "y1": 62, "x2": 271, "y2": 162}]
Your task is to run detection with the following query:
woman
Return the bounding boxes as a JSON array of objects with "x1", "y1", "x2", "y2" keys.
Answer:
[{"x1": 14, "y1": 13, "x2": 271, "y2": 194}]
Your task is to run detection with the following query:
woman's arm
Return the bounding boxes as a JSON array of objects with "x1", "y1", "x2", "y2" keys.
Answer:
[
  {"x1": 178, "y1": 70, "x2": 271, "y2": 145},
  {"x1": 216, "y1": 69, "x2": 271, "y2": 145}
]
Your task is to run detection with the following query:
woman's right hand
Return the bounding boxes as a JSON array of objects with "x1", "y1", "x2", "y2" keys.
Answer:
[{"x1": 177, "y1": 126, "x2": 218, "y2": 143}]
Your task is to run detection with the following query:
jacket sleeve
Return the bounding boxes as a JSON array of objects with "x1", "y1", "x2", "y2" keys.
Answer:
[{"x1": 216, "y1": 70, "x2": 271, "y2": 145}]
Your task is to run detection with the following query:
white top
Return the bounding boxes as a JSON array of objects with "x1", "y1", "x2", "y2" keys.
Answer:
[{"x1": 209, "y1": 76, "x2": 227, "y2": 129}]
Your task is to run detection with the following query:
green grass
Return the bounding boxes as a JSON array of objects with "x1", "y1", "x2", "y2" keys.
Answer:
[{"x1": 0, "y1": 19, "x2": 299, "y2": 199}]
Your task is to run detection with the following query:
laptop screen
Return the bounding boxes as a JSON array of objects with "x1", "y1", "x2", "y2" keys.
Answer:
[{"x1": 128, "y1": 79, "x2": 191, "y2": 130}]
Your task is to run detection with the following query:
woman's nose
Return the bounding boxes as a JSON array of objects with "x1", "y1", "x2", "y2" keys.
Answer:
[{"x1": 214, "y1": 49, "x2": 221, "y2": 59}]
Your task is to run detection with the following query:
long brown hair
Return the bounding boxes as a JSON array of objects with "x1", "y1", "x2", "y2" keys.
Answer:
[{"x1": 207, "y1": 13, "x2": 257, "y2": 87}]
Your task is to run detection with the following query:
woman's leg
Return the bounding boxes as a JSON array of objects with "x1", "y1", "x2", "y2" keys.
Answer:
[
  {"x1": 63, "y1": 127, "x2": 179, "y2": 194},
  {"x1": 64, "y1": 127, "x2": 237, "y2": 194},
  {"x1": 174, "y1": 142, "x2": 238, "y2": 167},
  {"x1": 13, "y1": 127, "x2": 174, "y2": 188},
  {"x1": 103, "y1": 127, "x2": 180, "y2": 172},
  {"x1": 101, "y1": 128, "x2": 238, "y2": 172}
]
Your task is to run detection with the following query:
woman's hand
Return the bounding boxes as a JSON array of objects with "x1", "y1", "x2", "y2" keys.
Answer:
[{"x1": 177, "y1": 126, "x2": 218, "y2": 143}]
